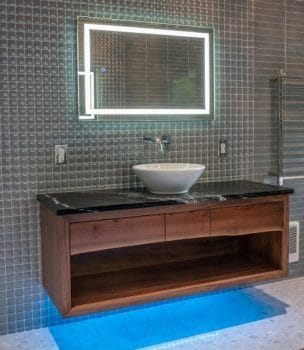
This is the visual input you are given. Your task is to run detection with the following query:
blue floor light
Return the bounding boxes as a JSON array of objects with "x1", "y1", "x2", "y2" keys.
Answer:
[{"x1": 50, "y1": 287, "x2": 288, "y2": 350}]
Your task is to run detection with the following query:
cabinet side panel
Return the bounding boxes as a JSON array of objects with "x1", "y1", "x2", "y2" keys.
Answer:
[
  {"x1": 41, "y1": 206, "x2": 71, "y2": 315},
  {"x1": 281, "y1": 196, "x2": 290, "y2": 275}
]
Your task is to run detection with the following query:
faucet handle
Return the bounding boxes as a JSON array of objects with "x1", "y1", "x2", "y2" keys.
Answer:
[
  {"x1": 161, "y1": 135, "x2": 172, "y2": 145},
  {"x1": 143, "y1": 136, "x2": 155, "y2": 144}
]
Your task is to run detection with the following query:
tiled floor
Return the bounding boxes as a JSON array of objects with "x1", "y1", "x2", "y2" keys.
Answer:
[
  {"x1": 0, "y1": 328, "x2": 58, "y2": 350},
  {"x1": 1, "y1": 277, "x2": 304, "y2": 350}
]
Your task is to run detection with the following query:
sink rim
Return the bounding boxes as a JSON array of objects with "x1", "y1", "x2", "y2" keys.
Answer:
[{"x1": 133, "y1": 163, "x2": 206, "y2": 172}]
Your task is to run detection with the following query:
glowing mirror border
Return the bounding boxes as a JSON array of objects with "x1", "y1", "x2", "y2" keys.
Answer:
[{"x1": 79, "y1": 22, "x2": 214, "y2": 119}]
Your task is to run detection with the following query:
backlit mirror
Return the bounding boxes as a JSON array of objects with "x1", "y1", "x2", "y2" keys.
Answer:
[{"x1": 77, "y1": 17, "x2": 214, "y2": 120}]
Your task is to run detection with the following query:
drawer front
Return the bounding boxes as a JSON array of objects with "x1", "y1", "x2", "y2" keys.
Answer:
[
  {"x1": 211, "y1": 202, "x2": 284, "y2": 236},
  {"x1": 166, "y1": 209, "x2": 210, "y2": 241},
  {"x1": 70, "y1": 214, "x2": 165, "y2": 255}
]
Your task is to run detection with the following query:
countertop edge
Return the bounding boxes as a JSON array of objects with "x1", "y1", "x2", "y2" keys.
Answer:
[{"x1": 36, "y1": 180, "x2": 294, "y2": 216}]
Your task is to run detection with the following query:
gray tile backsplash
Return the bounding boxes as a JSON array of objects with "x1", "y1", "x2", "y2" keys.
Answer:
[{"x1": 0, "y1": 0, "x2": 303, "y2": 335}]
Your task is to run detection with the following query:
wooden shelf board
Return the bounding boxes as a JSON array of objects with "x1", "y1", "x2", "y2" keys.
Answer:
[{"x1": 69, "y1": 253, "x2": 283, "y2": 316}]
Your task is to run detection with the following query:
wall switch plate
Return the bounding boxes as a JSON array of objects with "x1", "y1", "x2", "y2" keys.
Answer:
[
  {"x1": 218, "y1": 140, "x2": 227, "y2": 156},
  {"x1": 55, "y1": 145, "x2": 67, "y2": 164}
]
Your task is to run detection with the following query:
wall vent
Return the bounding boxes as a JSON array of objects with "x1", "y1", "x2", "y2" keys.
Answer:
[{"x1": 289, "y1": 221, "x2": 300, "y2": 263}]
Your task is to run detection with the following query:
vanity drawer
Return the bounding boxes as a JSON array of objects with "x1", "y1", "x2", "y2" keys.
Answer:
[
  {"x1": 165, "y1": 209, "x2": 210, "y2": 241},
  {"x1": 211, "y1": 202, "x2": 284, "y2": 236},
  {"x1": 70, "y1": 214, "x2": 165, "y2": 255}
]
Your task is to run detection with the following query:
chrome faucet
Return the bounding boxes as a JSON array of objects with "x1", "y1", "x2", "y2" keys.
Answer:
[
  {"x1": 154, "y1": 137, "x2": 164, "y2": 152},
  {"x1": 143, "y1": 135, "x2": 172, "y2": 152}
]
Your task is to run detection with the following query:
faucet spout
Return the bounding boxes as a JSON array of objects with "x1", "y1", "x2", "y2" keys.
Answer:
[
  {"x1": 143, "y1": 135, "x2": 171, "y2": 152},
  {"x1": 154, "y1": 137, "x2": 164, "y2": 152}
]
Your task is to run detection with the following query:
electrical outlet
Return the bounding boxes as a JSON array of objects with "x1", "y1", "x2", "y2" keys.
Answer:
[
  {"x1": 55, "y1": 145, "x2": 67, "y2": 165},
  {"x1": 218, "y1": 140, "x2": 227, "y2": 156}
]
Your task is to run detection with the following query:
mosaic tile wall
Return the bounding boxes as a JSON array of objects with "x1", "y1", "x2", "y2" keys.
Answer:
[
  {"x1": 282, "y1": 0, "x2": 304, "y2": 277},
  {"x1": 0, "y1": 0, "x2": 301, "y2": 335},
  {"x1": 253, "y1": 0, "x2": 304, "y2": 278}
]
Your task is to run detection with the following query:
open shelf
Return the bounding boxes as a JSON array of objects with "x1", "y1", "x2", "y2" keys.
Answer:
[{"x1": 69, "y1": 233, "x2": 284, "y2": 316}]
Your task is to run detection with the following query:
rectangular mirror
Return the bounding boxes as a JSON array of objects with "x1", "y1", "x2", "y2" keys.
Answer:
[{"x1": 77, "y1": 17, "x2": 214, "y2": 120}]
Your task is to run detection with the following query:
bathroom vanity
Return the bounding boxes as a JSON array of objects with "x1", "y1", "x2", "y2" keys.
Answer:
[{"x1": 37, "y1": 181, "x2": 293, "y2": 317}]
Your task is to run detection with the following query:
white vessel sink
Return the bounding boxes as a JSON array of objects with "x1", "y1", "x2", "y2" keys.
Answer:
[{"x1": 133, "y1": 163, "x2": 206, "y2": 194}]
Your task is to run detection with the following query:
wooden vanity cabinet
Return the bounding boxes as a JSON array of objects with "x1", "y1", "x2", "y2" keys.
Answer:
[{"x1": 40, "y1": 194, "x2": 289, "y2": 317}]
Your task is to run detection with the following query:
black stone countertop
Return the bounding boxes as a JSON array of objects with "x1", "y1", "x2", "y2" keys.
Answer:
[{"x1": 37, "y1": 180, "x2": 294, "y2": 216}]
